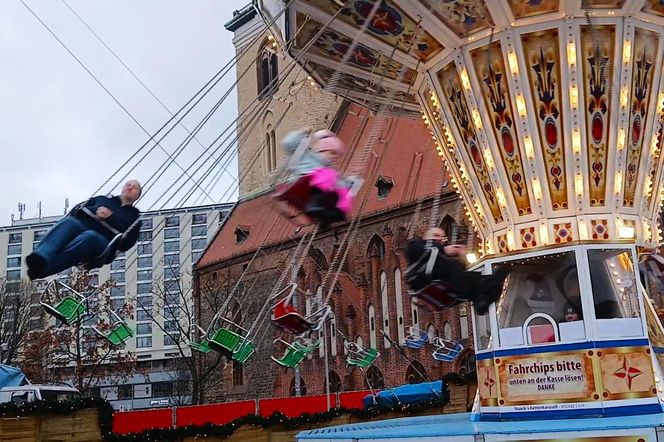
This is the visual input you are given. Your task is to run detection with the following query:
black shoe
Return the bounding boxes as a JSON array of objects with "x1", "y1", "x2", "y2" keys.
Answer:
[{"x1": 26, "y1": 253, "x2": 47, "y2": 280}]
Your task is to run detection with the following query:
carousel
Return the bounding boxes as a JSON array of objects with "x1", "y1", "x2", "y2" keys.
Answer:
[{"x1": 258, "y1": 0, "x2": 664, "y2": 440}]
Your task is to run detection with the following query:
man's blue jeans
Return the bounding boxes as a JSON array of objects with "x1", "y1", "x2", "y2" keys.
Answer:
[{"x1": 33, "y1": 216, "x2": 109, "y2": 277}]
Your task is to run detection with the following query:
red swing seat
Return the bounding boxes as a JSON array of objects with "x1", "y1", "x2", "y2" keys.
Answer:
[
  {"x1": 275, "y1": 175, "x2": 314, "y2": 212},
  {"x1": 272, "y1": 298, "x2": 316, "y2": 334},
  {"x1": 414, "y1": 281, "x2": 462, "y2": 310}
]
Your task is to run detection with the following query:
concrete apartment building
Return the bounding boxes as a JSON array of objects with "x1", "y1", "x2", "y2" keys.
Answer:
[{"x1": 0, "y1": 202, "x2": 232, "y2": 409}]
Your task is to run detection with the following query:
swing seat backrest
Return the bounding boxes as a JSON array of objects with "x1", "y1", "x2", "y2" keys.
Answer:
[
  {"x1": 275, "y1": 175, "x2": 314, "y2": 212},
  {"x1": 272, "y1": 345, "x2": 308, "y2": 368},
  {"x1": 208, "y1": 328, "x2": 243, "y2": 353},
  {"x1": 347, "y1": 347, "x2": 379, "y2": 368},
  {"x1": 44, "y1": 296, "x2": 87, "y2": 325},
  {"x1": 232, "y1": 341, "x2": 256, "y2": 364},
  {"x1": 413, "y1": 282, "x2": 460, "y2": 310},
  {"x1": 271, "y1": 298, "x2": 316, "y2": 334},
  {"x1": 105, "y1": 323, "x2": 134, "y2": 346},
  {"x1": 431, "y1": 338, "x2": 463, "y2": 362},
  {"x1": 404, "y1": 330, "x2": 429, "y2": 349}
]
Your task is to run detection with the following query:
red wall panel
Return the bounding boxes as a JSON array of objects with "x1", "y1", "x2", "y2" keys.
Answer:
[
  {"x1": 258, "y1": 394, "x2": 331, "y2": 417},
  {"x1": 175, "y1": 400, "x2": 256, "y2": 427},
  {"x1": 112, "y1": 408, "x2": 172, "y2": 434}
]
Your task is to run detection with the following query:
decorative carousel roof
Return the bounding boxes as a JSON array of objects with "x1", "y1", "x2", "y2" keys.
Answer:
[{"x1": 260, "y1": 0, "x2": 664, "y2": 255}]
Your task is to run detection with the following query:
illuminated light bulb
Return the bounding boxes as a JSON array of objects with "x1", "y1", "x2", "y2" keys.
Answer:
[
  {"x1": 272, "y1": 42, "x2": 278, "y2": 47},
  {"x1": 539, "y1": 224, "x2": 549, "y2": 245},
  {"x1": 610, "y1": 263, "x2": 615, "y2": 268},
  {"x1": 472, "y1": 108, "x2": 482, "y2": 129},
  {"x1": 483, "y1": 148, "x2": 494, "y2": 168},
  {"x1": 532, "y1": 178, "x2": 543, "y2": 200},
  {"x1": 623, "y1": 40, "x2": 632, "y2": 64},
  {"x1": 466, "y1": 253, "x2": 478, "y2": 264},
  {"x1": 656, "y1": 376, "x2": 660, "y2": 383},
  {"x1": 310, "y1": 81, "x2": 316, "y2": 86},
  {"x1": 572, "y1": 129, "x2": 581, "y2": 154},
  {"x1": 307, "y1": 75, "x2": 312, "y2": 80},
  {"x1": 267, "y1": 35, "x2": 274, "y2": 41},
  {"x1": 620, "y1": 88, "x2": 629, "y2": 109},
  {"x1": 567, "y1": 41, "x2": 577, "y2": 68},
  {"x1": 613, "y1": 271, "x2": 618, "y2": 276},
  {"x1": 619, "y1": 225, "x2": 635, "y2": 239},
  {"x1": 616, "y1": 278, "x2": 622, "y2": 284},
  {"x1": 460, "y1": 68, "x2": 471, "y2": 91},
  {"x1": 516, "y1": 94, "x2": 527, "y2": 118},
  {"x1": 615, "y1": 171, "x2": 623, "y2": 194},
  {"x1": 508, "y1": 51, "x2": 519, "y2": 76},
  {"x1": 523, "y1": 135, "x2": 535, "y2": 159},
  {"x1": 575, "y1": 174, "x2": 583, "y2": 197},
  {"x1": 570, "y1": 85, "x2": 579, "y2": 110}
]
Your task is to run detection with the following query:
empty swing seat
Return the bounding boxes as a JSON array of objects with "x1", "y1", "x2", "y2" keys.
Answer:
[
  {"x1": 105, "y1": 323, "x2": 134, "y2": 346},
  {"x1": 275, "y1": 175, "x2": 314, "y2": 212},
  {"x1": 232, "y1": 341, "x2": 256, "y2": 364},
  {"x1": 272, "y1": 299, "x2": 316, "y2": 334},
  {"x1": 272, "y1": 340, "x2": 318, "y2": 368},
  {"x1": 405, "y1": 329, "x2": 429, "y2": 349},
  {"x1": 189, "y1": 340, "x2": 213, "y2": 354},
  {"x1": 431, "y1": 338, "x2": 463, "y2": 362},
  {"x1": 43, "y1": 296, "x2": 87, "y2": 325},
  {"x1": 208, "y1": 328, "x2": 243, "y2": 354},
  {"x1": 347, "y1": 348, "x2": 379, "y2": 369}
]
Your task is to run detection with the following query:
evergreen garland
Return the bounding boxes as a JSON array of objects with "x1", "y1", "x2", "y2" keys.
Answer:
[{"x1": 108, "y1": 393, "x2": 450, "y2": 442}]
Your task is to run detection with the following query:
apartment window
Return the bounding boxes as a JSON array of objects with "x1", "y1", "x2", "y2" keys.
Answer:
[
  {"x1": 137, "y1": 296, "x2": 152, "y2": 308},
  {"x1": 7, "y1": 244, "x2": 21, "y2": 255},
  {"x1": 110, "y1": 286, "x2": 125, "y2": 298},
  {"x1": 165, "y1": 216, "x2": 180, "y2": 228},
  {"x1": 137, "y1": 282, "x2": 153, "y2": 295},
  {"x1": 137, "y1": 243, "x2": 152, "y2": 255},
  {"x1": 6, "y1": 257, "x2": 20, "y2": 268},
  {"x1": 164, "y1": 241, "x2": 179, "y2": 253},
  {"x1": 136, "y1": 337, "x2": 152, "y2": 348},
  {"x1": 192, "y1": 225, "x2": 207, "y2": 237},
  {"x1": 164, "y1": 280, "x2": 179, "y2": 294},
  {"x1": 164, "y1": 266, "x2": 180, "y2": 280},
  {"x1": 110, "y1": 272, "x2": 125, "y2": 284},
  {"x1": 164, "y1": 228, "x2": 179, "y2": 240},
  {"x1": 140, "y1": 219, "x2": 153, "y2": 231},
  {"x1": 192, "y1": 213, "x2": 207, "y2": 225},
  {"x1": 164, "y1": 320, "x2": 178, "y2": 333},
  {"x1": 138, "y1": 231, "x2": 152, "y2": 242},
  {"x1": 111, "y1": 260, "x2": 125, "y2": 272},
  {"x1": 33, "y1": 230, "x2": 47, "y2": 242},
  {"x1": 6, "y1": 270, "x2": 20, "y2": 281},
  {"x1": 192, "y1": 251, "x2": 203, "y2": 263},
  {"x1": 8, "y1": 233, "x2": 22, "y2": 244},
  {"x1": 136, "y1": 323, "x2": 152, "y2": 335},
  {"x1": 164, "y1": 334, "x2": 179, "y2": 346},
  {"x1": 136, "y1": 308, "x2": 151, "y2": 321},
  {"x1": 137, "y1": 257, "x2": 152, "y2": 269},
  {"x1": 192, "y1": 238, "x2": 207, "y2": 251},
  {"x1": 152, "y1": 381, "x2": 173, "y2": 397},
  {"x1": 165, "y1": 292, "x2": 179, "y2": 305},
  {"x1": 137, "y1": 270, "x2": 153, "y2": 281},
  {"x1": 118, "y1": 385, "x2": 133, "y2": 400},
  {"x1": 110, "y1": 298, "x2": 126, "y2": 311},
  {"x1": 165, "y1": 308, "x2": 180, "y2": 320},
  {"x1": 164, "y1": 255, "x2": 179, "y2": 266}
]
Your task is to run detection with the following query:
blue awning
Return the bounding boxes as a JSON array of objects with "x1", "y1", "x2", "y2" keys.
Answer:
[
  {"x1": 0, "y1": 364, "x2": 27, "y2": 388},
  {"x1": 362, "y1": 380, "x2": 443, "y2": 409}
]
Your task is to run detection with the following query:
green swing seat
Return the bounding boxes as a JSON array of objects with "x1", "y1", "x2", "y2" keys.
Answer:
[
  {"x1": 104, "y1": 323, "x2": 134, "y2": 346},
  {"x1": 189, "y1": 339, "x2": 214, "y2": 353},
  {"x1": 43, "y1": 296, "x2": 87, "y2": 325},
  {"x1": 272, "y1": 340, "x2": 319, "y2": 368},
  {"x1": 232, "y1": 341, "x2": 256, "y2": 364},
  {"x1": 208, "y1": 328, "x2": 244, "y2": 353},
  {"x1": 347, "y1": 348, "x2": 379, "y2": 369}
]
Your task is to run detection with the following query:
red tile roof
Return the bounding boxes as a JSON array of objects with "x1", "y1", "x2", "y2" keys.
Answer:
[{"x1": 197, "y1": 103, "x2": 448, "y2": 269}]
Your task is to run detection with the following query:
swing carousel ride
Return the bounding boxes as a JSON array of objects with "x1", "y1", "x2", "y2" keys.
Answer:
[{"x1": 247, "y1": 0, "x2": 664, "y2": 440}]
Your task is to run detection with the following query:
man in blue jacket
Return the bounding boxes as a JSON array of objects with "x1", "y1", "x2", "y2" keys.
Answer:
[{"x1": 26, "y1": 180, "x2": 143, "y2": 280}]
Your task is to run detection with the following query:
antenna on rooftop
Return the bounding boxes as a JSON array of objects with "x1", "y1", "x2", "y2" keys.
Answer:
[
  {"x1": 38, "y1": 201, "x2": 42, "y2": 219},
  {"x1": 17, "y1": 203, "x2": 25, "y2": 220},
  {"x1": 64, "y1": 198, "x2": 69, "y2": 215}
]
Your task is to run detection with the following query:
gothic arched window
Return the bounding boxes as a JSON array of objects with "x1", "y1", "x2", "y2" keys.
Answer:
[{"x1": 257, "y1": 39, "x2": 278, "y2": 99}]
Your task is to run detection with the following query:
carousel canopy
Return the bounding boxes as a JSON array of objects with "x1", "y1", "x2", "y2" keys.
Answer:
[{"x1": 260, "y1": 0, "x2": 664, "y2": 256}]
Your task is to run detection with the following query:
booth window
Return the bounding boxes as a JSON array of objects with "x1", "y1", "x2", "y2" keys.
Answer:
[
  {"x1": 493, "y1": 251, "x2": 585, "y2": 347},
  {"x1": 588, "y1": 249, "x2": 642, "y2": 337}
]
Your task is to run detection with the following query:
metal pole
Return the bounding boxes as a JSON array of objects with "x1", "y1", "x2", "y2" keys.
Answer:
[
  {"x1": 323, "y1": 322, "x2": 331, "y2": 410},
  {"x1": 294, "y1": 366, "x2": 302, "y2": 397}
]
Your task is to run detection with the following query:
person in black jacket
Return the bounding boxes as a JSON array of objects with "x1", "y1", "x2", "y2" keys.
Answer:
[
  {"x1": 26, "y1": 180, "x2": 143, "y2": 280},
  {"x1": 406, "y1": 227, "x2": 508, "y2": 315}
]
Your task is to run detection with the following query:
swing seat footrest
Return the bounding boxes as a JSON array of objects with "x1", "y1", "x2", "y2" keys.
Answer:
[{"x1": 105, "y1": 324, "x2": 134, "y2": 346}]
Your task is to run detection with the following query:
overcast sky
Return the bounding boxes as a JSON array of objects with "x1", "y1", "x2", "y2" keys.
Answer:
[{"x1": 0, "y1": 0, "x2": 248, "y2": 225}]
